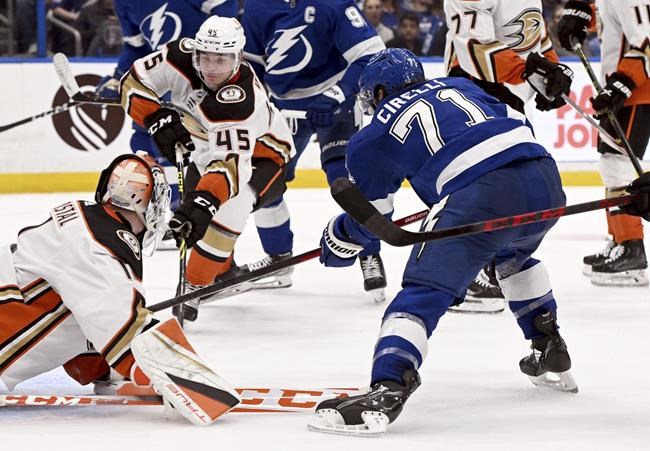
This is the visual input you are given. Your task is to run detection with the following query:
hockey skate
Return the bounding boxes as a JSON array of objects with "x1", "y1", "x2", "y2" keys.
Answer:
[
  {"x1": 240, "y1": 252, "x2": 294, "y2": 289},
  {"x1": 449, "y1": 264, "x2": 505, "y2": 314},
  {"x1": 582, "y1": 239, "x2": 615, "y2": 277},
  {"x1": 307, "y1": 369, "x2": 420, "y2": 437},
  {"x1": 519, "y1": 311, "x2": 578, "y2": 393},
  {"x1": 590, "y1": 240, "x2": 649, "y2": 286},
  {"x1": 360, "y1": 254, "x2": 387, "y2": 303}
]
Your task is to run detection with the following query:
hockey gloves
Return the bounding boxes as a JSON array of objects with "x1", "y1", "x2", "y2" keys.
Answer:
[
  {"x1": 590, "y1": 72, "x2": 636, "y2": 119},
  {"x1": 621, "y1": 172, "x2": 650, "y2": 221},
  {"x1": 143, "y1": 108, "x2": 195, "y2": 165},
  {"x1": 95, "y1": 68, "x2": 124, "y2": 99},
  {"x1": 556, "y1": 1, "x2": 593, "y2": 51},
  {"x1": 306, "y1": 84, "x2": 349, "y2": 128},
  {"x1": 320, "y1": 216, "x2": 363, "y2": 267},
  {"x1": 524, "y1": 53, "x2": 574, "y2": 111},
  {"x1": 169, "y1": 191, "x2": 220, "y2": 248}
]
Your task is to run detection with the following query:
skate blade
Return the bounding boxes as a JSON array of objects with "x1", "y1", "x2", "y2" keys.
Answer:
[
  {"x1": 590, "y1": 270, "x2": 649, "y2": 287},
  {"x1": 582, "y1": 264, "x2": 592, "y2": 277},
  {"x1": 201, "y1": 283, "x2": 255, "y2": 304},
  {"x1": 449, "y1": 298, "x2": 505, "y2": 314},
  {"x1": 366, "y1": 288, "x2": 386, "y2": 303},
  {"x1": 249, "y1": 274, "x2": 293, "y2": 290},
  {"x1": 527, "y1": 370, "x2": 578, "y2": 393},
  {"x1": 307, "y1": 409, "x2": 388, "y2": 437}
]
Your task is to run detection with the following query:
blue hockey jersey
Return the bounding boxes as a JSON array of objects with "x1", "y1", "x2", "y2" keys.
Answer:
[
  {"x1": 241, "y1": 0, "x2": 385, "y2": 109},
  {"x1": 113, "y1": 0, "x2": 238, "y2": 74},
  {"x1": 342, "y1": 77, "x2": 551, "y2": 243}
]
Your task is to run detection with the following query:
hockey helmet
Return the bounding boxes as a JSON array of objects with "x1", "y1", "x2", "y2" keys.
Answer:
[
  {"x1": 358, "y1": 48, "x2": 425, "y2": 114},
  {"x1": 191, "y1": 16, "x2": 246, "y2": 89},
  {"x1": 96, "y1": 152, "x2": 171, "y2": 256}
]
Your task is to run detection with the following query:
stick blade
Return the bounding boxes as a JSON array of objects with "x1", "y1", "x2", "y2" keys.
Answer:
[{"x1": 53, "y1": 53, "x2": 80, "y2": 98}]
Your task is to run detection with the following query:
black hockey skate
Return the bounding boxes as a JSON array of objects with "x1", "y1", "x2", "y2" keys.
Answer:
[
  {"x1": 307, "y1": 369, "x2": 421, "y2": 436},
  {"x1": 582, "y1": 239, "x2": 615, "y2": 276},
  {"x1": 449, "y1": 263, "x2": 505, "y2": 314},
  {"x1": 359, "y1": 253, "x2": 387, "y2": 303},
  {"x1": 240, "y1": 252, "x2": 294, "y2": 289},
  {"x1": 590, "y1": 239, "x2": 648, "y2": 286},
  {"x1": 519, "y1": 311, "x2": 578, "y2": 393}
]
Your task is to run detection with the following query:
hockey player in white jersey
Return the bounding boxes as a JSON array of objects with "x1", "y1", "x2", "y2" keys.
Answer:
[
  {"x1": 241, "y1": 0, "x2": 389, "y2": 303},
  {"x1": 119, "y1": 16, "x2": 295, "y2": 321},
  {"x1": 0, "y1": 153, "x2": 240, "y2": 425},
  {"x1": 557, "y1": 0, "x2": 650, "y2": 286},
  {"x1": 443, "y1": 0, "x2": 574, "y2": 312}
]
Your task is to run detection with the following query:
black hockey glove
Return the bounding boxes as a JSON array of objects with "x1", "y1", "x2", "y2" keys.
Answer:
[
  {"x1": 590, "y1": 72, "x2": 636, "y2": 119},
  {"x1": 556, "y1": 1, "x2": 593, "y2": 51},
  {"x1": 524, "y1": 52, "x2": 574, "y2": 97},
  {"x1": 168, "y1": 191, "x2": 220, "y2": 248},
  {"x1": 620, "y1": 173, "x2": 650, "y2": 221},
  {"x1": 143, "y1": 108, "x2": 195, "y2": 165}
]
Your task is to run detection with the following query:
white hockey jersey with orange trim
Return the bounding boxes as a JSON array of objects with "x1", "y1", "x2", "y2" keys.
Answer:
[
  {"x1": 443, "y1": 0, "x2": 558, "y2": 102},
  {"x1": 595, "y1": 0, "x2": 650, "y2": 106},
  {"x1": 0, "y1": 201, "x2": 154, "y2": 390},
  {"x1": 120, "y1": 38, "x2": 295, "y2": 206}
]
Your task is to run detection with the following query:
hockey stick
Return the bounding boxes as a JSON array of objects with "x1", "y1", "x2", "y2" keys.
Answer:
[
  {"x1": 0, "y1": 387, "x2": 363, "y2": 412},
  {"x1": 329, "y1": 177, "x2": 639, "y2": 247},
  {"x1": 570, "y1": 42, "x2": 643, "y2": 176},
  {"x1": 147, "y1": 208, "x2": 429, "y2": 312},
  {"x1": 52, "y1": 53, "x2": 208, "y2": 139},
  {"x1": 174, "y1": 147, "x2": 188, "y2": 328},
  {"x1": 0, "y1": 101, "x2": 84, "y2": 134}
]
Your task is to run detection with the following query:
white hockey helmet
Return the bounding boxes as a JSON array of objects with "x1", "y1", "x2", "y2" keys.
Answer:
[
  {"x1": 191, "y1": 16, "x2": 246, "y2": 89},
  {"x1": 97, "y1": 151, "x2": 171, "y2": 256}
]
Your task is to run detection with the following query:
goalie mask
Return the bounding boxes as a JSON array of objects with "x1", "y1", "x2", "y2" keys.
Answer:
[
  {"x1": 96, "y1": 152, "x2": 171, "y2": 257},
  {"x1": 191, "y1": 16, "x2": 246, "y2": 90}
]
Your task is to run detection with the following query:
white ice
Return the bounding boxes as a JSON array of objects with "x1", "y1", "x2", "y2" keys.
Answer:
[{"x1": 1, "y1": 187, "x2": 649, "y2": 451}]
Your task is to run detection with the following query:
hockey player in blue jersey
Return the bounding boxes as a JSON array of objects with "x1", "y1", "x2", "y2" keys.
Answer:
[
  {"x1": 96, "y1": 0, "x2": 238, "y2": 214},
  {"x1": 241, "y1": 0, "x2": 388, "y2": 302},
  {"x1": 307, "y1": 49, "x2": 577, "y2": 436}
]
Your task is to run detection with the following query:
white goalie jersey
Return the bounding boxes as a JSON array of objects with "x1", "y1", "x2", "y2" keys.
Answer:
[
  {"x1": 443, "y1": 0, "x2": 558, "y2": 102},
  {"x1": 120, "y1": 38, "x2": 294, "y2": 206}
]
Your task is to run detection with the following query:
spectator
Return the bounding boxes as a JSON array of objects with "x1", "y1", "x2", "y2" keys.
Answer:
[
  {"x1": 363, "y1": 0, "x2": 395, "y2": 43},
  {"x1": 547, "y1": 5, "x2": 572, "y2": 57},
  {"x1": 381, "y1": 0, "x2": 400, "y2": 30},
  {"x1": 50, "y1": 0, "x2": 85, "y2": 55},
  {"x1": 14, "y1": 0, "x2": 52, "y2": 54},
  {"x1": 74, "y1": 0, "x2": 122, "y2": 55},
  {"x1": 386, "y1": 12, "x2": 424, "y2": 56}
]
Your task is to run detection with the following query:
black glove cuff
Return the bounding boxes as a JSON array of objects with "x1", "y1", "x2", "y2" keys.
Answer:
[
  {"x1": 563, "y1": 1, "x2": 593, "y2": 19},
  {"x1": 143, "y1": 107, "x2": 179, "y2": 134},
  {"x1": 607, "y1": 72, "x2": 637, "y2": 98}
]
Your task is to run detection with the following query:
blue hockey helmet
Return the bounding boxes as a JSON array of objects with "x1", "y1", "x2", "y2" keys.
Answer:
[{"x1": 358, "y1": 48, "x2": 425, "y2": 114}]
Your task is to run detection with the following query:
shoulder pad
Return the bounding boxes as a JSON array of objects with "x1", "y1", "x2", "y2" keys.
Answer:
[
  {"x1": 199, "y1": 64, "x2": 257, "y2": 122},
  {"x1": 80, "y1": 203, "x2": 144, "y2": 280},
  {"x1": 165, "y1": 38, "x2": 203, "y2": 89}
]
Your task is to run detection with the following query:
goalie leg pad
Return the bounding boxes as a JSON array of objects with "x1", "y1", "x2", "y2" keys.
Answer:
[{"x1": 130, "y1": 318, "x2": 240, "y2": 426}]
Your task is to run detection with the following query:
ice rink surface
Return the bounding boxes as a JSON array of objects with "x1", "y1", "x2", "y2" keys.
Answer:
[{"x1": 1, "y1": 187, "x2": 649, "y2": 451}]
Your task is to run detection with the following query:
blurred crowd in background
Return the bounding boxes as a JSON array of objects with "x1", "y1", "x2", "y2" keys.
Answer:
[{"x1": 0, "y1": 0, "x2": 600, "y2": 58}]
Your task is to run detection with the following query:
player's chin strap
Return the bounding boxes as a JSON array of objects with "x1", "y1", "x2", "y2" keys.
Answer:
[{"x1": 328, "y1": 178, "x2": 639, "y2": 248}]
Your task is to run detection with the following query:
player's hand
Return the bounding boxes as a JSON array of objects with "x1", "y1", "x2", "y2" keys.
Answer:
[
  {"x1": 524, "y1": 53, "x2": 574, "y2": 98},
  {"x1": 556, "y1": 1, "x2": 593, "y2": 51},
  {"x1": 306, "y1": 85, "x2": 349, "y2": 128},
  {"x1": 95, "y1": 68, "x2": 124, "y2": 99},
  {"x1": 143, "y1": 108, "x2": 195, "y2": 165},
  {"x1": 319, "y1": 216, "x2": 363, "y2": 267},
  {"x1": 590, "y1": 72, "x2": 635, "y2": 119},
  {"x1": 620, "y1": 173, "x2": 650, "y2": 221},
  {"x1": 168, "y1": 191, "x2": 220, "y2": 248},
  {"x1": 533, "y1": 94, "x2": 566, "y2": 112}
]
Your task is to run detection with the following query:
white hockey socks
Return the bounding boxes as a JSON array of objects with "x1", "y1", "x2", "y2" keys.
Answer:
[{"x1": 130, "y1": 318, "x2": 240, "y2": 426}]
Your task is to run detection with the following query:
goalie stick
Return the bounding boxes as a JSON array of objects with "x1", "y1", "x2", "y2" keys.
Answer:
[
  {"x1": 330, "y1": 177, "x2": 639, "y2": 247},
  {"x1": 0, "y1": 387, "x2": 363, "y2": 412},
  {"x1": 0, "y1": 100, "x2": 85, "y2": 134},
  {"x1": 147, "y1": 208, "x2": 429, "y2": 312}
]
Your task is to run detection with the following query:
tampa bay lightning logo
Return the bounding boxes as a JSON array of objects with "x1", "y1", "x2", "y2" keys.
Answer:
[
  {"x1": 140, "y1": 3, "x2": 182, "y2": 50},
  {"x1": 266, "y1": 25, "x2": 313, "y2": 75}
]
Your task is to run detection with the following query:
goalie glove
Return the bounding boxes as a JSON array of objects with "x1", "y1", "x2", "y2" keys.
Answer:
[
  {"x1": 524, "y1": 53, "x2": 574, "y2": 111},
  {"x1": 169, "y1": 191, "x2": 220, "y2": 248},
  {"x1": 590, "y1": 72, "x2": 636, "y2": 119},
  {"x1": 143, "y1": 108, "x2": 195, "y2": 165},
  {"x1": 320, "y1": 215, "x2": 363, "y2": 267},
  {"x1": 556, "y1": 1, "x2": 593, "y2": 51}
]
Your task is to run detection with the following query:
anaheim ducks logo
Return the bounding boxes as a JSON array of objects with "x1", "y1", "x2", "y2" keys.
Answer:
[
  {"x1": 216, "y1": 85, "x2": 246, "y2": 103},
  {"x1": 117, "y1": 230, "x2": 141, "y2": 261},
  {"x1": 505, "y1": 8, "x2": 543, "y2": 53}
]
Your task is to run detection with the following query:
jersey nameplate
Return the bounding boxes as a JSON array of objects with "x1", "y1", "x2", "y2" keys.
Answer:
[{"x1": 52, "y1": 202, "x2": 79, "y2": 228}]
